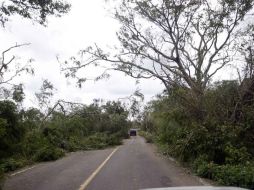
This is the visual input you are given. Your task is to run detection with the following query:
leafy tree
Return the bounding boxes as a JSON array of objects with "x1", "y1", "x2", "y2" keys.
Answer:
[
  {"x1": 103, "y1": 101, "x2": 125, "y2": 115},
  {"x1": 0, "y1": 100, "x2": 23, "y2": 158},
  {"x1": 35, "y1": 79, "x2": 55, "y2": 109},
  {"x1": 12, "y1": 84, "x2": 25, "y2": 103},
  {"x1": 20, "y1": 108, "x2": 44, "y2": 131},
  {"x1": 0, "y1": 0, "x2": 71, "y2": 26}
]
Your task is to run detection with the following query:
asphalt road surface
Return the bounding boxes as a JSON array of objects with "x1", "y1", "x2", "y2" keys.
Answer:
[{"x1": 3, "y1": 136, "x2": 204, "y2": 190}]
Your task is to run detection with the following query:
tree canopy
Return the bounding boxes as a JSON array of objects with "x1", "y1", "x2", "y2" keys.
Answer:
[{"x1": 0, "y1": 0, "x2": 71, "y2": 26}]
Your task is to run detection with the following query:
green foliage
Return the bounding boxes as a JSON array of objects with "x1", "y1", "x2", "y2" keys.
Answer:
[
  {"x1": 0, "y1": 0, "x2": 71, "y2": 26},
  {"x1": 0, "y1": 100, "x2": 24, "y2": 158},
  {"x1": 141, "y1": 80, "x2": 254, "y2": 188},
  {"x1": 107, "y1": 132, "x2": 123, "y2": 145},
  {"x1": 21, "y1": 130, "x2": 50, "y2": 158},
  {"x1": 82, "y1": 133, "x2": 109, "y2": 149},
  {"x1": 0, "y1": 158, "x2": 28, "y2": 172},
  {"x1": 12, "y1": 84, "x2": 25, "y2": 103},
  {"x1": 81, "y1": 132, "x2": 123, "y2": 150},
  {"x1": 0, "y1": 118, "x2": 7, "y2": 138},
  {"x1": 0, "y1": 100, "x2": 129, "y2": 177},
  {"x1": 139, "y1": 131, "x2": 154, "y2": 143},
  {"x1": 33, "y1": 146, "x2": 65, "y2": 162},
  {"x1": 193, "y1": 159, "x2": 254, "y2": 189},
  {"x1": 35, "y1": 79, "x2": 55, "y2": 109},
  {"x1": 211, "y1": 164, "x2": 254, "y2": 188},
  {"x1": 224, "y1": 144, "x2": 251, "y2": 165}
]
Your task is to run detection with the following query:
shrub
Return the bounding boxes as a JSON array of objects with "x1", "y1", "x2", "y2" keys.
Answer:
[
  {"x1": 82, "y1": 133, "x2": 108, "y2": 150},
  {"x1": 224, "y1": 144, "x2": 251, "y2": 165},
  {"x1": 0, "y1": 101, "x2": 24, "y2": 158},
  {"x1": 139, "y1": 131, "x2": 154, "y2": 143},
  {"x1": 193, "y1": 157, "x2": 215, "y2": 179},
  {"x1": 43, "y1": 126, "x2": 64, "y2": 147},
  {"x1": 194, "y1": 160, "x2": 254, "y2": 189},
  {"x1": 0, "y1": 158, "x2": 27, "y2": 172},
  {"x1": 65, "y1": 136, "x2": 81, "y2": 151},
  {"x1": 0, "y1": 100, "x2": 129, "y2": 176},
  {"x1": 213, "y1": 164, "x2": 254, "y2": 188},
  {"x1": 33, "y1": 146, "x2": 65, "y2": 162},
  {"x1": 106, "y1": 133, "x2": 122, "y2": 146},
  {"x1": 80, "y1": 132, "x2": 123, "y2": 150},
  {"x1": 21, "y1": 130, "x2": 50, "y2": 158}
]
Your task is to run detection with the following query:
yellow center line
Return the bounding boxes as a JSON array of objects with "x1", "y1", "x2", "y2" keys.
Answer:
[{"x1": 78, "y1": 147, "x2": 119, "y2": 190}]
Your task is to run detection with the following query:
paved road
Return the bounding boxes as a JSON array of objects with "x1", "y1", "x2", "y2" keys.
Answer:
[{"x1": 3, "y1": 136, "x2": 203, "y2": 190}]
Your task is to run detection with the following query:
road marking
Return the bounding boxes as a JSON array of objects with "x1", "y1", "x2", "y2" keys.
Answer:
[
  {"x1": 78, "y1": 147, "x2": 119, "y2": 190},
  {"x1": 10, "y1": 166, "x2": 36, "y2": 176}
]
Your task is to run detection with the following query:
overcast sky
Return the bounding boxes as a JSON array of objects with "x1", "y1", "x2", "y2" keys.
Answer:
[{"x1": 0, "y1": 0, "x2": 165, "y2": 108}]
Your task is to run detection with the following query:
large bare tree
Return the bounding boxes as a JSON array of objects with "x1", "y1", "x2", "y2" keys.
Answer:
[{"x1": 63, "y1": 0, "x2": 253, "y2": 116}]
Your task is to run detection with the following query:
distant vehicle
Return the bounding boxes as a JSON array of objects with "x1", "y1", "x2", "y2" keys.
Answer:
[
  {"x1": 129, "y1": 129, "x2": 137, "y2": 136},
  {"x1": 142, "y1": 187, "x2": 247, "y2": 190}
]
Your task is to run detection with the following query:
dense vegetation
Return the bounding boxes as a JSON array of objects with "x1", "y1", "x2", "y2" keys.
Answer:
[
  {"x1": 140, "y1": 80, "x2": 254, "y2": 189},
  {"x1": 77, "y1": 0, "x2": 254, "y2": 188},
  {"x1": 1, "y1": 0, "x2": 254, "y2": 189},
  {"x1": 0, "y1": 99, "x2": 129, "y2": 186}
]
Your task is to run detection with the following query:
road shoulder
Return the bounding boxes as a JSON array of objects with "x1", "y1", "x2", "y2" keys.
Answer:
[{"x1": 145, "y1": 139, "x2": 215, "y2": 186}]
